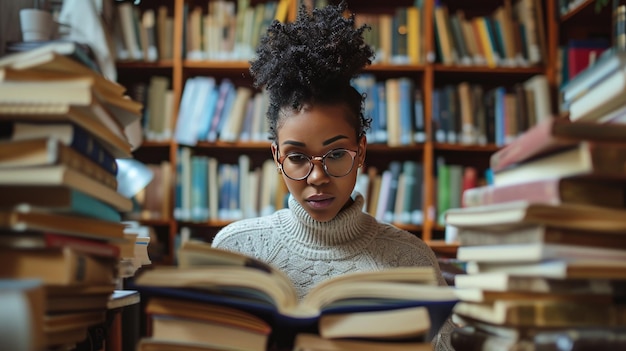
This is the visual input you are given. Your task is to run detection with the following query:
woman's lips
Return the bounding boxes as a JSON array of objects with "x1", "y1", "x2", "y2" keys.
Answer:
[{"x1": 306, "y1": 195, "x2": 334, "y2": 209}]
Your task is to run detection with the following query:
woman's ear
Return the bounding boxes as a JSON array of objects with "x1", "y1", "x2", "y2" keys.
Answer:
[
  {"x1": 271, "y1": 143, "x2": 279, "y2": 165},
  {"x1": 358, "y1": 135, "x2": 367, "y2": 167}
]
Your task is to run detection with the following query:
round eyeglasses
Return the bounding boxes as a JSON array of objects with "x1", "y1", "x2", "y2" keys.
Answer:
[{"x1": 276, "y1": 148, "x2": 358, "y2": 181}]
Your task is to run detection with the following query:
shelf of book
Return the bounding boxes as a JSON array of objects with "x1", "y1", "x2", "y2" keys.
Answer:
[{"x1": 112, "y1": 0, "x2": 558, "y2": 263}]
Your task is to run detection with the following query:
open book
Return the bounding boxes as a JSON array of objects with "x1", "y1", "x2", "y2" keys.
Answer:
[{"x1": 133, "y1": 241, "x2": 458, "y2": 341}]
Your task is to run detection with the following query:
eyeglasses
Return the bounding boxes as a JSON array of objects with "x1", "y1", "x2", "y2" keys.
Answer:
[{"x1": 276, "y1": 147, "x2": 358, "y2": 181}]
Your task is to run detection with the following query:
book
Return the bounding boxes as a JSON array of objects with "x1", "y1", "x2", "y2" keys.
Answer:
[
  {"x1": 455, "y1": 224, "x2": 626, "y2": 249},
  {"x1": 465, "y1": 259, "x2": 626, "y2": 280},
  {"x1": 292, "y1": 333, "x2": 433, "y2": 351},
  {"x1": 453, "y1": 288, "x2": 613, "y2": 304},
  {"x1": 45, "y1": 284, "x2": 116, "y2": 313},
  {"x1": 137, "y1": 338, "x2": 253, "y2": 351},
  {"x1": 561, "y1": 49, "x2": 626, "y2": 105},
  {"x1": 0, "y1": 76, "x2": 131, "y2": 127},
  {"x1": 462, "y1": 178, "x2": 625, "y2": 208},
  {"x1": 0, "y1": 105, "x2": 132, "y2": 159},
  {"x1": 444, "y1": 201, "x2": 626, "y2": 233},
  {"x1": 0, "y1": 66, "x2": 141, "y2": 129},
  {"x1": 454, "y1": 272, "x2": 618, "y2": 294},
  {"x1": 453, "y1": 324, "x2": 626, "y2": 351},
  {"x1": 0, "y1": 186, "x2": 121, "y2": 222},
  {"x1": 452, "y1": 314, "x2": 624, "y2": 351},
  {"x1": 492, "y1": 141, "x2": 626, "y2": 187},
  {"x1": 0, "y1": 166, "x2": 132, "y2": 212},
  {"x1": 456, "y1": 243, "x2": 626, "y2": 263},
  {"x1": 566, "y1": 38, "x2": 610, "y2": 80},
  {"x1": 567, "y1": 56, "x2": 626, "y2": 122},
  {"x1": 44, "y1": 311, "x2": 106, "y2": 344},
  {"x1": 0, "y1": 246, "x2": 116, "y2": 285},
  {"x1": 0, "y1": 41, "x2": 126, "y2": 97},
  {"x1": 0, "y1": 137, "x2": 118, "y2": 190},
  {"x1": 3, "y1": 122, "x2": 119, "y2": 176},
  {"x1": 0, "y1": 204, "x2": 127, "y2": 242},
  {"x1": 0, "y1": 230, "x2": 122, "y2": 259},
  {"x1": 319, "y1": 305, "x2": 431, "y2": 340},
  {"x1": 452, "y1": 299, "x2": 626, "y2": 327},
  {"x1": 146, "y1": 297, "x2": 272, "y2": 351},
  {"x1": 133, "y1": 242, "x2": 457, "y2": 343},
  {"x1": 488, "y1": 117, "x2": 626, "y2": 172}
]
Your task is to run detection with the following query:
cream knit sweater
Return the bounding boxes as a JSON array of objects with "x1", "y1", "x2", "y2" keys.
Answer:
[{"x1": 212, "y1": 192, "x2": 454, "y2": 350}]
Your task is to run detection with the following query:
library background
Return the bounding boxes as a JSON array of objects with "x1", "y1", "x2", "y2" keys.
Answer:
[{"x1": 1, "y1": 0, "x2": 626, "y2": 350}]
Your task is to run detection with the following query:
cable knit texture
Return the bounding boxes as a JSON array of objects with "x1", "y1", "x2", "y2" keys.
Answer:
[{"x1": 212, "y1": 193, "x2": 455, "y2": 351}]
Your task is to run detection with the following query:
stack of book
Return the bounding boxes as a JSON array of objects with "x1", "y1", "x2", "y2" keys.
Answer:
[
  {"x1": 561, "y1": 49, "x2": 626, "y2": 124},
  {"x1": 132, "y1": 240, "x2": 458, "y2": 351},
  {"x1": 444, "y1": 115, "x2": 626, "y2": 350},
  {"x1": 0, "y1": 42, "x2": 142, "y2": 349}
]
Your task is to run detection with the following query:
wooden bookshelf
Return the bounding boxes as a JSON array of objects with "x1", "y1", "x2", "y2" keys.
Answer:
[{"x1": 115, "y1": 0, "x2": 562, "y2": 263}]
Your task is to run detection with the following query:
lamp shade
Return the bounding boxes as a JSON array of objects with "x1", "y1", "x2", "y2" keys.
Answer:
[{"x1": 116, "y1": 159, "x2": 154, "y2": 198}]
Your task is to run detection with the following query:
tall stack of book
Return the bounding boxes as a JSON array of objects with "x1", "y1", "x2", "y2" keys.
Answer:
[
  {"x1": 132, "y1": 240, "x2": 458, "y2": 351},
  {"x1": 444, "y1": 114, "x2": 626, "y2": 350},
  {"x1": 0, "y1": 42, "x2": 142, "y2": 350}
]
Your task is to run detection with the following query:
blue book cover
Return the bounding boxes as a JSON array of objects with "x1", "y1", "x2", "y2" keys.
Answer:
[
  {"x1": 190, "y1": 77, "x2": 217, "y2": 143},
  {"x1": 398, "y1": 77, "x2": 415, "y2": 145},
  {"x1": 1, "y1": 187, "x2": 121, "y2": 222},
  {"x1": 174, "y1": 77, "x2": 200, "y2": 146},
  {"x1": 67, "y1": 189, "x2": 122, "y2": 222},
  {"x1": 375, "y1": 81, "x2": 387, "y2": 144},
  {"x1": 9, "y1": 121, "x2": 117, "y2": 175},
  {"x1": 190, "y1": 155, "x2": 209, "y2": 221},
  {"x1": 207, "y1": 79, "x2": 235, "y2": 143}
]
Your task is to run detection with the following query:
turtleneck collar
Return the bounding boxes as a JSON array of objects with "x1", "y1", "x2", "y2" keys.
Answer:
[{"x1": 275, "y1": 192, "x2": 379, "y2": 258}]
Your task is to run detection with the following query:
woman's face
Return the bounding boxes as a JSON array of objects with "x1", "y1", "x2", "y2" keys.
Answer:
[{"x1": 272, "y1": 104, "x2": 366, "y2": 222}]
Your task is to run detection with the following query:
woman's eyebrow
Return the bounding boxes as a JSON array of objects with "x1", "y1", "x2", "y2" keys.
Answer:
[
  {"x1": 281, "y1": 140, "x2": 305, "y2": 147},
  {"x1": 323, "y1": 135, "x2": 348, "y2": 146}
]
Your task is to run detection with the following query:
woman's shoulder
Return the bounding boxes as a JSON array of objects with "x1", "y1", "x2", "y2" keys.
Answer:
[
  {"x1": 211, "y1": 212, "x2": 282, "y2": 249},
  {"x1": 375, "y1": 221, "x2": 428, "y2": 245},
  {"x1": 372, "y1": 222, "x2": 439, "y2": 258}
]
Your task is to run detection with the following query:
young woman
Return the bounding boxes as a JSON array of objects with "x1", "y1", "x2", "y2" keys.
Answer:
[{"x1": 212, "y1": 2, "x2": 454, "y2": 349}]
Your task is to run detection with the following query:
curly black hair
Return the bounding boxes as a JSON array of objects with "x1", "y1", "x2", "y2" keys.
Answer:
[{"x1": 249, "y1": 1, "x2": 374, "y2": 142}]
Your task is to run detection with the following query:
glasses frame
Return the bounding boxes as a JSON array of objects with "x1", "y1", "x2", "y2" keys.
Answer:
[{"x1": 275, "y1": 147, "x2": 359, "y2": 181}]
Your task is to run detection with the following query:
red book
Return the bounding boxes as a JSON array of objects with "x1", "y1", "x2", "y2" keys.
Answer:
[
  {"x1": 489, "y1": 117, "x2": 626, "y2": 172},
  {"x1": 462, "y1": 177, "x2": 625, "y2": 208},
  {"x1": 0, "y1": 231, "x2": 121, "y2": 258},
  {"x1": 567, "y1": 39, "x2": 609, "y2": 80}
]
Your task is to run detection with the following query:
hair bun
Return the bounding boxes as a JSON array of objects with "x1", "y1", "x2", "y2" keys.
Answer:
[{"x1": 250, "y1": 1, "x2": 373, "y2": 102}]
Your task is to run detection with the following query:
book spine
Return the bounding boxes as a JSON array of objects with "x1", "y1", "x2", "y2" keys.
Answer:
[
  {"x1": 489, "y1": 118, "x2": 566, "y2": 172},
  {"x1": 0, "y1": 247, "x2": 116, "y2": 285},
  {"x1": 462, "y1": 178, "x2": 561, "y2": 207},
  {"x1": 57, "y1": 140, "x2": 118, "y2": 189},
  {"x1": 44, "y1": 233, "x2": 121, "y2": 258},
  {"x1": 67, "y1": 124, "x2": 118, "y2": 176}
]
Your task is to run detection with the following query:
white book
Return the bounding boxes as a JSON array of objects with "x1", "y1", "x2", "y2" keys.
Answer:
[
  {"x1": 457, "y1": 243, "x2": 626, "y2": 263},
  {"x1": 220, "y1": 86, "x2": 253, "y2": 142}
]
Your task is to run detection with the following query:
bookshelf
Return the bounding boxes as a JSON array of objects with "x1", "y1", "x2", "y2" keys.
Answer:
[{"x1": 116, "y1": 0, "x2": 561, "y2": 264}]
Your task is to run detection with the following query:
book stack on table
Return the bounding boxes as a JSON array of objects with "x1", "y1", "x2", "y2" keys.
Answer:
[
  {"x1": 0, "y1": 41, "x2": 144, "y2": 350},
  {"x1": 444, "y1": 112, "x2": 626, "y2": 350},
  {"x1": 132, "y1": 240, "x2": 459, "y2": 351}
]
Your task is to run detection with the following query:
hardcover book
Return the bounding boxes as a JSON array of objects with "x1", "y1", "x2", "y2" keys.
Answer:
[
  {"x1": 489, "y1": 117, "x2": 626, "y2": 173},
  {"x1": 133, "y1": 241, "x2": 458, "y2": 346},
  {"x1": 0, "y1": 137, "x2": 118, "y2": 189},
  {"x1": 444, "y1": 201, "x2": 626, "y2": 233}
]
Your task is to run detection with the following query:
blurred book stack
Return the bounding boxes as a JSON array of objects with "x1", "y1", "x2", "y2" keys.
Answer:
[
  {"x1": 0, "y1": 41, "x2": 144, "y2": 350},
  {"x1": 119, "y1": 221, "x2": 152, "y2": 279},
  {"x1": 445, "y1": 103, "x2": 626, "y2": 349}
]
